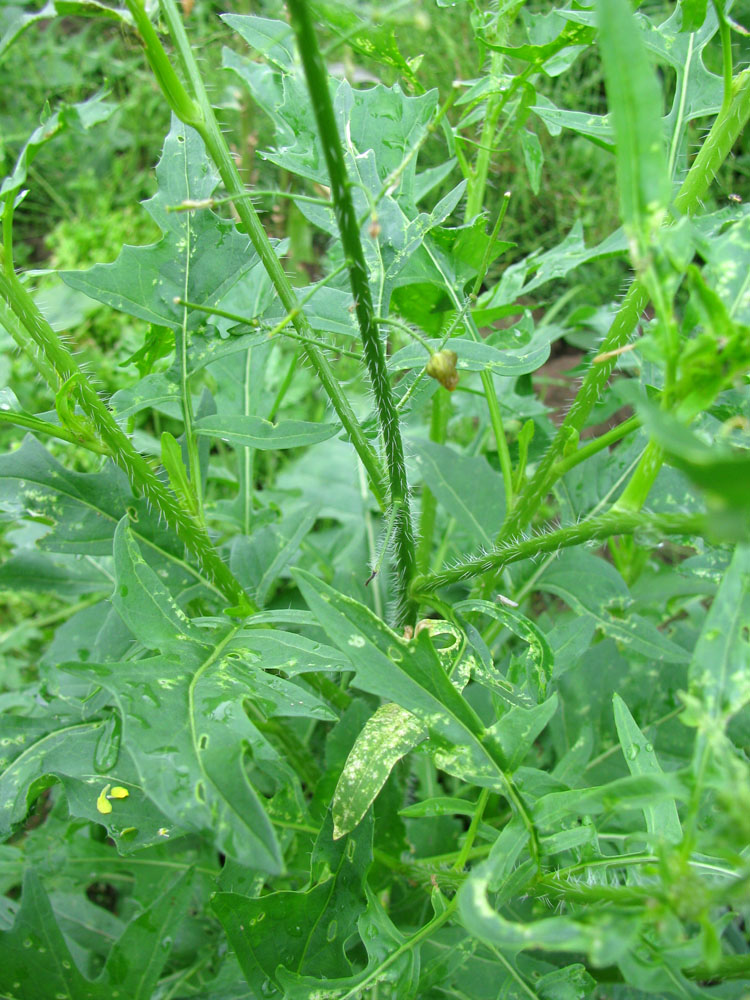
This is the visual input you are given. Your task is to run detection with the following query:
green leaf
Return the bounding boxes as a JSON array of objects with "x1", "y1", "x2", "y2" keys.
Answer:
[
  {"x1": 0, "y1": 436, "x2": 217, "y2": 595},
  {"x1": 101, "y1": 867, "x2": 194, "y2": 999},
  {"x1": 389, "y1": 330, "x2": 552, "y2": 378},
  {"x1": 0, "y1": 868, "x2": 192, "y2": 1000},
  {"x1": 213, "y1": 811, "x2": 373, "y2": 991},
  {"x1": 111, "y1": 518, "x2": 207, "y2": 653},
  {"x1": 595, "y1": 0, "x2": 670, "y2": 256},
  {"x1": 533, "y1": 772, "x2": 687, "y2": 828},
  {"x1": 520, "y1": 129, "x2": 544, "y2": 195},
  {"x1": 332, "y1": 702, "x2": 426, "y2": 839},
  {"x1": 0, "y1": 869, "x2": 109, "y2": 1000},
  {"x1": 680, "y1": 0, "x2": 708, "y2": 32},
  {"x1": 231, "y1": 504, "x2": 319, "y2": 606},
  {"x1": 538, "y1": 550, "x2": 689, "y2": 663},
  {"x1": 61, "y1": 118, "x2": 260, "y2": 329},
  {"x1": 399, "y1": 796, "x2": 480, "y2": 818},
  {"x1": 65, "y1": 651, "x2": 285, "y2": 871},
  {"x1": 686, "y1": 544, "x2": 750, "y2": 726},
  {"x1": 0, "y1": 716, "x2": 175, "y2": 852},
  {"x1": 293, "y1": 570, "x2": 507, "y2": 788},
  {"x1": 412, "y1": 440, "x2": 505, "y2": 546},
  {"x1": 194, "y1": 414, "x2": 340, "y2": 450},
  {"x1": 275, "y1": 885, "x2": 421, "y2": 1000},
  {"x1": 487, "y1": 695, "x2": 559, "y2": 772},
  {"x1": 613, "y1": 693, "x2": 682, "y2": 843},
  {"x1": 1, "y1": 93, "x2": 115, "y2": 201}
]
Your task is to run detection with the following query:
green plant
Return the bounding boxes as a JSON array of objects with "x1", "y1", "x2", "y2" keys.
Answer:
[{"x1": 1, "y1": 0, "x2": 750, "y2": 997}]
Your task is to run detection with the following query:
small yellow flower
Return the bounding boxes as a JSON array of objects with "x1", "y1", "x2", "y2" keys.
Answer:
[
  {"x1": 96, "y1": 785, "x2": 113, "y2": 815},
  {"x1": 96, "y1": 783, "x2": 130, "y2": 814}
]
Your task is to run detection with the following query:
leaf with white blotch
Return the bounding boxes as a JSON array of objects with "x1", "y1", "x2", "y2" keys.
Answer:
[
  {"x1": 613, "y1": 693, "x2": 682, "y2": 843},
  {"x1": 293, "y1": 570, "x2": 508, "y2": 791},
  {"x1": 0, "y1": 868, "x2": 192, "y2": 1000},
  {"x1": 194, "y1": 414, "x2": 340, "y2": 450},
  {"x1": 456, "y1": 599, "x2": 553, "y2": 702},
  {"x1": 332, "y1": 703, "x2": 426, "y2": 839},
  {"x1": 61, "y1": 117, "x2": 260, "y2": 329},
  {"x1": 0, "y1": 714, "x2": 176, "y2": 852},
  {"x1": 66, "y1": 526, "x2": 336, "y2": 868},
  {"x1": 213, "y1": 811, "x2": 373, "y2": 993},
  {"x1": 64, "y1": 650, "x2": 288, "y2": 871},
  {"x1": 459, "y1": 865, "x2": 639, "y2": 966}
]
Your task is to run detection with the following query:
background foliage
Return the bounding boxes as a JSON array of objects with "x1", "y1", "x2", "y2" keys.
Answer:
[{"x1": 1, "y1": 0, "x2": 750, "y2": 997}]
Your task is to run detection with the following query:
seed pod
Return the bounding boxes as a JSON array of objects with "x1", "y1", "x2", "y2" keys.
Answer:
[{"x1": 426, "y1": 350, "x2": 459, "y2": 391}]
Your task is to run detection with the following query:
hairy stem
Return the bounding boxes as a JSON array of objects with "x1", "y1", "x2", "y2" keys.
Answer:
[
  {"x1": 411, "y1": 511, "x2": 704, "y2": 596},
  {"x1": 286, "y1": 0, "x2": 417, "y2": 625}
]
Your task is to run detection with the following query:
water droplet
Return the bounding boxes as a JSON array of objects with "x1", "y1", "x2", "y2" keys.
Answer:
[
  {"x1": 326, "y1": 919, "x2": 338, "y2": 942},
  {"x1": 644, "y1": 743, "x2": 653, "y2": 752},
  {"x1": 627, "y1": 745, "x2": 639, "y2": 760}
]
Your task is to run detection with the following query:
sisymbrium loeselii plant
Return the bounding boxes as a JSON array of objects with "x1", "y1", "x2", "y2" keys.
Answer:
[{"x1": 1, "y1": 0, "x2": 750, "y2": 996}]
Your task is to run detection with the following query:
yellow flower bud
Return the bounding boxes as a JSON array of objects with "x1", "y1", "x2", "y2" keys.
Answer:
[{"x1": 426, "y1": 350, "x2": 459, "y2": 391}]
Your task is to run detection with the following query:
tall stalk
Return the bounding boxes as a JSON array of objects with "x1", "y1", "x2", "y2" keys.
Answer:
[
  {"x1": 285, "y1": 0, "x2": 418, "y2": 627},
  {"x1": 124, "y1": 0, "x2": 387, "y2": 512}
]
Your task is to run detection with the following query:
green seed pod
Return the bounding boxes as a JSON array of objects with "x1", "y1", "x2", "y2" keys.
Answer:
[{"x1": 426, "y1": 350, "x2": 459, "y2": 391}]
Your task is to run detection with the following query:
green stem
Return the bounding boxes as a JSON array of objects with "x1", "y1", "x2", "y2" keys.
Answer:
[
  {"x1": 416, "y1": 389, "x2": 450, "y2": 575},
  {"x1": 0, "y1": 265, "x2": 255, "y2": 613},
  {"x1": 550, "y1": 415, "x2": 641, "y2": 480},
  {"x1": 127, "y1": 0, "x2": 387, "y2": 512},
  {"x1": 612, "y1": 439, "x2": 664, "y2": 513},
  {"x1": 286, "y1": 0, "x2": 417, "y2": 626},
  {"x1": 2, "y1": 196, "x2": 15, "y2": 275},
  {"x1": 711, "y1": 0, "x2": 733, "y2": 117},
  {"x1": 500, "y1": 68, "x2": 750, "y2": 543},
  {"x1": 176, "y1": 297, "x2": 362, "y2": 361},
  {"x1": 412, "y1": 510, "x2": 704, "y2": 596},
  {"x1": 464, "y1": 51, "x2": 506, "y2": 220},
  {"x1": 452, "y1": 788, "x2": 490, "y2": 872},
  {"x1": 481, "y1": 368, "x2": 514, "y2": 510},
  {"x1": 338, "y1": 897, "x2": 459, "y2": 1000},
  {"x1": 0, "y1": 408, "x2": 111, "y2": 454},
  {"x1": 167, "y1": 189, "x2": 333, "y2": 212}
]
